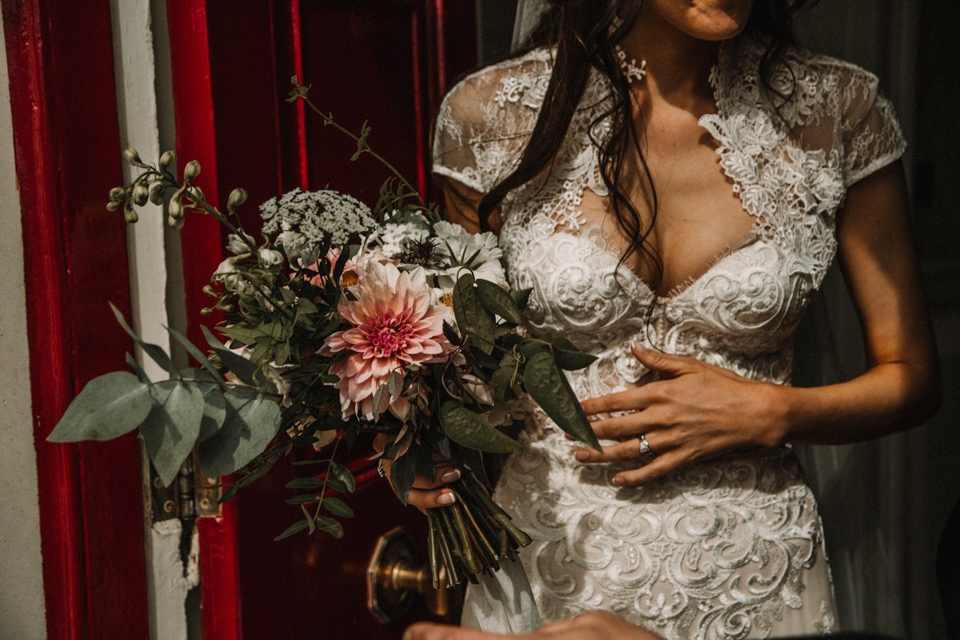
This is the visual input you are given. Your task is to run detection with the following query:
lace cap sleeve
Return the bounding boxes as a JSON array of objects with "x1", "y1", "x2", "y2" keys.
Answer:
[
  {"x1": 839, "y1": 67, "x2": 906, "y2": 187},
  {"x1": 432, "y1": 51, "x2": 550, "y2": 195}
]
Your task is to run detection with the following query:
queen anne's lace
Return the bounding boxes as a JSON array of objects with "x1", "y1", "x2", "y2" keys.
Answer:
[{"x1": 434, "y1": 34, "x2": 904, "y2": 638}]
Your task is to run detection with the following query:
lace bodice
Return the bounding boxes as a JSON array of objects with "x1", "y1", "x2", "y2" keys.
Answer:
[
  {"x1": 434, "y1": 35, "x2": 904, "y2": 397},
  {"x1": 434, "y1": 35, "x2": 904, "y2": 638}
]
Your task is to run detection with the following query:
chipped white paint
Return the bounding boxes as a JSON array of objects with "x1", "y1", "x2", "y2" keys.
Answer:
[
  {"x1": 145, "y1": 520, "x2": 201, "y2": 640},
  {"x1": 109, "y1": 1, "x2": 198, "y2": 639},
  {"x1": 0, "y1": 26, "x2": 49, "y2": 640}
]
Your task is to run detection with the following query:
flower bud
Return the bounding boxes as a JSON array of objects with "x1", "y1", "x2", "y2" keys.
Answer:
[
  {"x1": 168, "y1": 214, "x2": 184, "y2": 230},
  {"x1": 159, "y1": 150, "x2": 176, "y2": 169},
  {"x1": 149, "y1": 184, "x2": 165, "y2": 205},
  {"x1": 227, "y1": 188, "x2": 248, "y2": 212},
  {"x1": 133, "y1": 184, "x2": 149, "y2": 206},
  {"x1": 109, "y1": 186, "x2": 126, "y2": 202},
  {"x1": 226, "y1": 232, "x2": 255, "y2": 256},
  {"x1": 106, "y1": 201, "x2": 121, "y2": 212},
  {"x1": 168, "y1": 198, "x2": 183, "y2": 220},
  {"x1": 123, "y1": 147, "x2": 142, "y2": 164},
  {"x1": 123, "y1": 202, "x2": 139, "y2": 223},
  {"x1": 183, "y1": 160, "x2": 201, "y2": 182},
  {"x1": 187, "y1": 186, "x2": 204, "y2": 204}
]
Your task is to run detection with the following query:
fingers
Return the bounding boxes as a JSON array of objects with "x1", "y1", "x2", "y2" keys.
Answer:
[
  {"x1": 630, "y1": 343, "x2": 693, "y2": 376},
  {"x1": 611, "y1": 450, "x2": 686, "y2": 486},
  {"x1": 403, "y1": 622, "x2": 489, "y2": 640},
  {"x1": 574, "y1": 435, "x2": 652, "y2": 464}
]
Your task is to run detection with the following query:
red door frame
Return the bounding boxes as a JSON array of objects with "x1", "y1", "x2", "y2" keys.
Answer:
[{"x1": 2, "y1": 0, "x2": 149, "y2": 638}]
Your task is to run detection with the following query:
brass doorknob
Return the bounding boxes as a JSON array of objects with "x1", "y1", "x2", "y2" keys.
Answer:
[{"x1": 367, "y1": 527, "x2": 454, "y2": 624}]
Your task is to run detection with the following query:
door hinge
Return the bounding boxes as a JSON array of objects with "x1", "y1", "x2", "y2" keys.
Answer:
[{"x1": 148, "y1": 449, "x2": 221, "y2": 523}]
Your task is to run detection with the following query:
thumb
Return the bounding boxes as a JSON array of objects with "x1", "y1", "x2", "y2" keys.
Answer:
[{"x1": 631, "y1": 343, "x2": 692, "y2": 376}]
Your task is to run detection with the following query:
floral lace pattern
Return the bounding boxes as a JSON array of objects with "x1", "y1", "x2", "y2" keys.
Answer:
[{"x1": 434, "y1": 34, "x2": 905, "y2": 638}]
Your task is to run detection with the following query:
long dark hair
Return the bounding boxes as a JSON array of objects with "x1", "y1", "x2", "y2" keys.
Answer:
[{"x1": 477, "y1": 0, "x2": 817, "y2": 293}]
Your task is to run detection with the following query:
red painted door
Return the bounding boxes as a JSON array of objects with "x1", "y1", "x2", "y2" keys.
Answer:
[
  {"x1": 2, "y1": 0, "x2": 149, "y2": 638},
  {"x1": 163, "y1": 2, "x2": 477, "y2": 638}
]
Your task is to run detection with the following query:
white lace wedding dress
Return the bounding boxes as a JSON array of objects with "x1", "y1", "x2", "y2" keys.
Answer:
[{"x1": 433, "y1": 34, "x2": 905, "y2": 639}]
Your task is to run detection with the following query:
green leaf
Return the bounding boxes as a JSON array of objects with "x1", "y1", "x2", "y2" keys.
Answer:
[
  {"x1": 285, "y1": 477, "x2": 324, "y2": 490},
  {"x1": 274, "y1": 519, "x2": 309, "y2": 541},
  {"x1": 452, "y1": 273, "x2": 496, "y2": 353},
  {"x1": 328, "y1": 460, "x2": 356, "y2": 493},
  {"x1": 285, "y1": 493, "x2": 320, "y2": 505},
  {"x1": 315, "y1": 515, "x2": 344, "y2": 538},
  {"x1": 322, "y1": 497, "x2": 354, "y2": 518},
  {"x1": 390, "y1": 454, "x2": 416, "y2": 505},
  {"x1": 439, "y1": 400, "x2": 522, "y2": 454},
  {"x1": 198, "y1": 386, "x2": 227, "y2": 442},
  {"x1": 475, "y1": 279, "x2": 522, "y2": 325},
  {"x1": 125, "y1": 352, "x2": 152, "y2": 385},
  {"x1": 49, "y1": 371, "x2": 154, "y2": 442},
  {"x1": 219, "y1": 325, "x2": 266, "y2": 346},
  {"x1": 111, "y1": 304, "x2": 180, "y2": 379},
  {"x1": 510, "y1": 288, "x2": 532, "y2": 310},
  {"x1": 545, "y1": 335, "x2": 597, "y2": 371},
  {"x1": 491, "y1": 354, "x2": 519, "y2": 403},
  {"x1": 522, "y1": 350, "x2": 601, "y2": 451},
  {"x1": 201, "y1": 325, "x2": 262, "y2": 390},
  {"x1": 140, "y1": 380, "x2": 206, "y2": 487},
  {"x1": 198, "y1": 386, "x2": 282, "y2": 477},
  {"x1": 167, "y1": 326, "x2": 225, "y2": 386}
]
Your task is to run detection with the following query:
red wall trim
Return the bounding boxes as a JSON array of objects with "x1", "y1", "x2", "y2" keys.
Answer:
[{"x1": 1, "y1": 0, "x2": 149, "y2": 637}]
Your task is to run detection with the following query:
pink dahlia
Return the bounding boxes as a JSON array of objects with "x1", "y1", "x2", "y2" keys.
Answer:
[{"x1": 322, "y1": 261, "x2": 450, "y2": 421}]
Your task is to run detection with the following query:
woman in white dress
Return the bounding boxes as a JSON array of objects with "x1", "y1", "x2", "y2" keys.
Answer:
[{"x1": 387, "y1": 0, "x2": 941, "y2": 637}]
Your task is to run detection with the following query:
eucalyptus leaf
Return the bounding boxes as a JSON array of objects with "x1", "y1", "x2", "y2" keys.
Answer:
[
  {"x1": 167, "y1": 326, "x2": 225, "y2": 386},
  {"x1": 48, "y1": 371, "x2": 153, "y2": 442},
  {"x1": 322, "y1": 497, "x2": 354, "y2": 518},
  {"x1": 111, "y1": 304, "x2": 180, "y2": 379},
  {"x1": 125, "y1": 352, "x2": 152, "y2": 385},
  {"x1": 475, "y1": 279, "x2": 522, "y2": 325},
  {"x1": 523, "y1": 351, "x2": 601, "y2": 451},
  {"x1": 198, "y1": 386, "x2": 282, "y2": 477},
  {"x1": 140, "y1": 380, "x2": 206, "y2": 487},
  {"x1": 439, "y1": 401, "x2": 522, "y2": 454}
]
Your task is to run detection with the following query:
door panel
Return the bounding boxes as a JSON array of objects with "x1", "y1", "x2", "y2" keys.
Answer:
[
  {"x1": 1, "y1": 0, "x2": 149, "y2": 637},
  {"x1": 164, "y1": 1, "x2": 476, "y2": 637}
]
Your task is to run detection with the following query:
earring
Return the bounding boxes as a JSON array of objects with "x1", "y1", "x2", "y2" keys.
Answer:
[{"x1": 615, "y1": 45, "x2": 647, "y2": 84}]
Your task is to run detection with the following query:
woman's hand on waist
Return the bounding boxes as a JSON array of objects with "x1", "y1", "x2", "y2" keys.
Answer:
[{"x1": 575, "y1": 343, "x2": 787, "y2": 486}]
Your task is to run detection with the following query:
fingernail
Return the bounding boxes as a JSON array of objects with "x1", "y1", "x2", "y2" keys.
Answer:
[
  {"x1": 632, "y1": 342, "x2": 647, "y2": 354},
  {"x1": 613, "y1": 475, "x2": 626, "y2": 485},
  {"x1": 575, "y1": 450, "x2": 590, "y2": 462},
  {"x1": 440, "y1": 468, "x2": 461, "y2": 483},
  {"x1": 436, "y1": 491, "x2": 456, "y2": 506}
]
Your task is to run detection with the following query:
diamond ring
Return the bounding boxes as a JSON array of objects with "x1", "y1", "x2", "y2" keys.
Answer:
[{"x1": 638, "y1": 434, "x2": 652, "y2": 456}]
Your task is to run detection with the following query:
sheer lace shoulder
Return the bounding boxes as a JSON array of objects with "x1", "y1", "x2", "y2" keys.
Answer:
[{"x1": 432, "y1": 49, "x2": 554, "y2": 194}]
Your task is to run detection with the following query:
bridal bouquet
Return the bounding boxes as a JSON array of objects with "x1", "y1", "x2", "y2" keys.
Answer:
[{"x1": 49, "y1": 79, "x2": 600, "y2": 587}]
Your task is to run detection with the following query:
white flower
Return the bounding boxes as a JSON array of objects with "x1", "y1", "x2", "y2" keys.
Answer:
[
  {"x1": 213, "y1": 257, "x2": 249, "y2": 294},
  {"x1": 258, "y1": 247, "x2": 284, "y2": 268},
  {"x1": 260, "y1": 188, "x2": 376, "y2": 257},
  {"x1": 430, "y1": 221, "x2": 507, "y2": 286},
  {"x1": 377, "y1": 213, "x2": 432, "y2": 258},
  {"x1": 226, "y1": 232, "x2": 255, "y2": 256}
]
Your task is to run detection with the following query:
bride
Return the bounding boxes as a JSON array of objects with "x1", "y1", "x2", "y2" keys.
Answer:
[{"x1": 382, "y1": 0, "x2": 941, "y2": 636}]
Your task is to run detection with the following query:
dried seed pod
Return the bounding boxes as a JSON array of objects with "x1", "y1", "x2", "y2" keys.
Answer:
[
  {"x1": 183, "y1": 160, "x2": 201, "y2": 182},
  {"x1": 123, "y1": 147, "x2": 142, "y2": 164},
  {"x1": 149, "y1": 184, "x2": 165, "y2": 205},
  {"x1": 159, "y1": 150, "x2": 176, "y2": 169},
  {"x1": 133, "y1": 184, "x2": 149, "y2": 206},
  {"x1": 227, "y1": 188, "x2": 248, "y2": 212}
]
